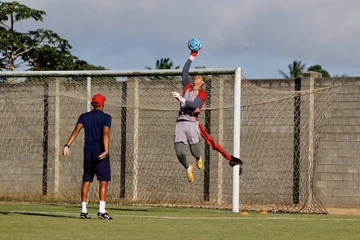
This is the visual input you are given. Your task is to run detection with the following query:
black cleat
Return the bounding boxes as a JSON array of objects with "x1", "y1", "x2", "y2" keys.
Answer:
[
  {"x1": 80, "y1": 212, "x2": 91, "y2": 219},
  {"x1": 98, "y1": 212, "x2": 113, "y2": 220}
]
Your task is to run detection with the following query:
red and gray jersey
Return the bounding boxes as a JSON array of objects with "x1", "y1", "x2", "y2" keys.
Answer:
[{"x1": 177, "y1": 58, "x2": 207, "y2": 122}]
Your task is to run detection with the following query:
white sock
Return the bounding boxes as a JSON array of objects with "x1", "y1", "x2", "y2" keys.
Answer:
[
  {"x1": 99, "y1": 201, "x2": 106, "y2": 213},
  {"x1": 187, "y1": 166, "x2": 192, "y2": 173},
  {"x1": 81, "y1": 202, "x2": 87, "y2": 213}
]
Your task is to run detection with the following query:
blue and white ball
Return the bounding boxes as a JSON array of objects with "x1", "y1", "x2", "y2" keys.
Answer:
[{"x1": 188, "y1": 38, "x2": 202, "y2": 51}]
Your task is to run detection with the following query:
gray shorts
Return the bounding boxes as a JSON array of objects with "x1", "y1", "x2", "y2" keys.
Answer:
[{"x1": 174, "y1": 120, "x2": 201, "y2": 145}]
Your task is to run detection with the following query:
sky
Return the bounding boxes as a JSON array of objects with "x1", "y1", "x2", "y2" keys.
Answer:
[{"x1": 11, "y1": 0, "x2": 360, "y2": 78}]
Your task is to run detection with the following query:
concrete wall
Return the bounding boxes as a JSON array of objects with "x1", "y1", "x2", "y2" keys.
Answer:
[{"x1": 313, "y1": 76, "x2": 360, "y2": 206}]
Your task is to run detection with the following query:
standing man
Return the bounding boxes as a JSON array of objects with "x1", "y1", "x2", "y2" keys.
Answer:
[
  {"x1": 172, "y1": 49, "x2": 207, "y2": 183},
  {"x1": 63, "y1": 93, "x2": 112, "y2": 220}
]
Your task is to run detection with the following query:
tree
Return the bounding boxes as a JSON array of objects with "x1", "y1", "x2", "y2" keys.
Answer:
[
  {"x1": 30, "y1": 45, "x2": 80, "y2": 71},
  {"x1": 307, "y1": 65, "x2": 330, "y2": 77},
  {"x1": 74, "y1": 60, "x2": 106, "y2": 70},
  {"x1": 145, "y1": 58, "x2": 180, "y2": 70},
  {"x1": 278, "y1": 61, "x2": 306, "y2": 79},
  {"x1": 0, "y1": 1, "x2": 78, "y2": 71}
]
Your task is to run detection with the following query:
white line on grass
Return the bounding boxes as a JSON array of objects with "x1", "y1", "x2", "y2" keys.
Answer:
[{"x1": 3, "y1": 211, "x2": 360, "y2": 222}]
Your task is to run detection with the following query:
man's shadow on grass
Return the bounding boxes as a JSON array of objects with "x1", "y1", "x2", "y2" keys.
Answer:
[{"x1": 0, "y1": 211, "x2": 79, "y2": 219}]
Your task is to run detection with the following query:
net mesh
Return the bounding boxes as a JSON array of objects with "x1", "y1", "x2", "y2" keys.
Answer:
[{"x1": 0, "y1": 73, "x2": 341, "y2": 213}]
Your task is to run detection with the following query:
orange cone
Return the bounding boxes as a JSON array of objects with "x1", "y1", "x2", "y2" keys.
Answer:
[{"x1": 241, "y1": 212, "x2": 250, "y2": 216}]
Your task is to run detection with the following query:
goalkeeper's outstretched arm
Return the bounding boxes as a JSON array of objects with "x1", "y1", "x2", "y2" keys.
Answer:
[
  {"x1": 181, "y1": 51, "x2": 199, "y2": 89},
  {"x1": 181, "y1": 59, "x2": 192, "y2": 89}
]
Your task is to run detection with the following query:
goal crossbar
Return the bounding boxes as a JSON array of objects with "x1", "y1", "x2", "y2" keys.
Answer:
[{"x1": 0, "y1": 68, "x2": 238, "y2": 77}]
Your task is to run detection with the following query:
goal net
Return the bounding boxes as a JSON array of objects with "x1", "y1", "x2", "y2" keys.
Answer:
[{"x1": 0, "y1": 70, "x2": 340, "y2": 213}]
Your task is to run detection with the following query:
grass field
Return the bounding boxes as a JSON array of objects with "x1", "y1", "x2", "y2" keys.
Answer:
[{"x1": 1, "y1": 203, "x2": 360, "y2": 240}]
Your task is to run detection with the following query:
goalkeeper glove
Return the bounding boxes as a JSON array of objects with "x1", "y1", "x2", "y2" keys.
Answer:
[
  {"x1": 189, "y1": 48, "x2": 201, "y2": 60},
  {"x1": 190, "y1": 50, "x2": 200, "y2": 57},
  {"x1": 172, "y1": 91, "x2": 186, "y2": 104}
]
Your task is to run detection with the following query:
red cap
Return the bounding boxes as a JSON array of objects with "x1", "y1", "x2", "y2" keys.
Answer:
[{"x1": 92, "y1": 93, "x2": 106, "y2": 106}]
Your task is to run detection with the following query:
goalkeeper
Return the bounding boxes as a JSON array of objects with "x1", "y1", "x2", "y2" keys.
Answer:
[{"x1": 172, "y1": 49, "x2": 207, "y2": 183}]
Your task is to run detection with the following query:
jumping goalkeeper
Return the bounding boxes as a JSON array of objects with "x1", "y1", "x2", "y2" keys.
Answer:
[{"x1": 172, "y1": 49, "x2": 207, "y2": 183}]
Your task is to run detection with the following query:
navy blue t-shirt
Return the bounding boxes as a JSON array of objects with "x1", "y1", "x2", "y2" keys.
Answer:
[{"x1": 77, "y1": 109, "x2": 112, "y2": 150}]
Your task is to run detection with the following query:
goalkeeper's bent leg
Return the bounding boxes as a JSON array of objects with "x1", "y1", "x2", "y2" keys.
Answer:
[
  {"x1": 175, "y1": 142, "x2": 195, "y2": 183},
  {"x1": 174, "y1": 142, "x2": 188, "y2": 169},
  {"x1": 189, "y1": 142, "x2": 201, "y2": 159},
  {"x1": 189, "y1": 142, "x2": 202, "y2": 169}
]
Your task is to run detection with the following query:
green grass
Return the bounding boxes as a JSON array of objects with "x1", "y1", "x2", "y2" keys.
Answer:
[{"x1": 1, "y1": 203, "x2": 360, "y2": 240}]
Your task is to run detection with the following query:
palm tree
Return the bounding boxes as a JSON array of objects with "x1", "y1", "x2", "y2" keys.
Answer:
[
  {"x1": 145, "y1": 58, "x2": 180, "y2": 80},
  {"x1": 145, "y1": 58, "x2": 180, "y2": 70},
  {"x1": 278, "y1": 61, "x2": 306, "y2": 79}
]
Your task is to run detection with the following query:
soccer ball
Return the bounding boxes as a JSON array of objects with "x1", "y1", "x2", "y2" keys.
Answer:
[{"x1": 188, "y1": 38, "x2": 202, "y2": 52}]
